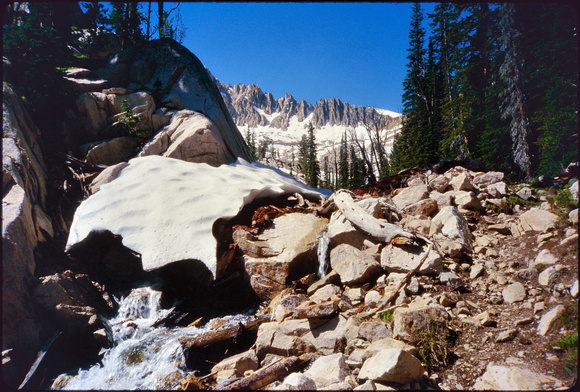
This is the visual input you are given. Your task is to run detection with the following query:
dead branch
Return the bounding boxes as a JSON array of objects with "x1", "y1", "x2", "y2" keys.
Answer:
[{"x1": 220, "y1": 355, "x2": 306, "y2": 390}]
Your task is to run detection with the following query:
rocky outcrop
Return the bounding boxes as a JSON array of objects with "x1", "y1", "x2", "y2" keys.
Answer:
[
  {"x1": 2, "y1": 83, "x2": 52, "y2": 374},
  {"x1": 95, "y1": 38, "x2": 252, "y2": 163}
]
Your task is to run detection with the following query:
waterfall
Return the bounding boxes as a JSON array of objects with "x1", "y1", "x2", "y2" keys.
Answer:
[
  {"x1": 317, "y1": 231, "x2": 330, "y2": 278},
  {"x1": 50, "y1": 287, "x2": 250, "y2": 390}
]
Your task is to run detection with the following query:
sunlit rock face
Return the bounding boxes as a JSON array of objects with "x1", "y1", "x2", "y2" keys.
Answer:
[
  {"x1": 95, "y1": 38, "x2": 253, "y2": 164},
  {"x1": 66, "y1": 155, "x2": 330, "y2": 278}
]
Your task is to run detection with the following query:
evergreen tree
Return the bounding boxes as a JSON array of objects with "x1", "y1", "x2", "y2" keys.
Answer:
[
  {"x1": 299, "y1": 123, "x2": 320, "y2": 187},
  {"x1": 337, "y1": 132, "x2": 350, "y2": 188},
  {"x1": 109, "y1": 2, "x2": 144, "y2": 49},
  {"x1": 516, "y1": 3, "x2": 578, "y2": 177},
  {"x1": 498, "y1": 3, "x2": 533, "y2": 179},
  {"x1": 390, "y1": 2, "x2": 431, "y2": 173},
  {"x1": 349, "y1": 145, "x2": 366, "y2": 188}
]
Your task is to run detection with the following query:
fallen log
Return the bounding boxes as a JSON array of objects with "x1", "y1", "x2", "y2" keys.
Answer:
[
  {"x1": 220, "y1": 355, "x2": 306, "y2": 390},
  {"x1": 332, "y1": 190, "x2": 416, "y2": 245},
  {"x1": 179, "y1": 315, "x2": 269, "y2": 352}
]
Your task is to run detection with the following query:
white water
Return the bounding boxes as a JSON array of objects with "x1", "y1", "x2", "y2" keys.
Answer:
[
  {"x1": 51, "y1": 287, "x2": 251, "y2": 390},
  {"x1": 317, "y1": 231, "x2": 330, "y2": 278}
]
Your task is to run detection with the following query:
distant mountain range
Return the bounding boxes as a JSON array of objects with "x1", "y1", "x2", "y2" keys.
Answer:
[{"x1": 208, "y1": 72, "x2": 403, "y2": 175}]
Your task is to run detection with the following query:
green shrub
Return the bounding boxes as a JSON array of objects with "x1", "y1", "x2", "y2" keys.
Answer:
[{"x1": 415, "y1": 323, "x2": 455, "y2": 370}]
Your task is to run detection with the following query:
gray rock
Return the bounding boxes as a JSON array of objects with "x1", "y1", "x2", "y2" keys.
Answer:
[
  {"x1": 85, "y1": 136, "x2": 141, "y2": 166},
  {"x1": 255, "y1": 320, "x2": 317, "y2": 359},
  {"x1": 472, "y1": 363, "x2": 562, "y2": 390},
  {"x1": 429, "y1": 175, "x2": 449, "y2": 193},
  {"x1": 538, "y1": 266, "x2": 557, "y2": 287},
  {"x1": 304, "y1": 353, "x2": 350, "y2": 389},
  {"x1": 310, "y1": 284, "x2": 342, "y2": 303},
  {"x1": 502, "y1": 282, "x2": 527, "y2": 303},
  {"x1": 327, "y1": 210, "x2": 374, "y2": 249},
  {"x1": 358, "y1": 349, "x2": 424, "y2": 384},
  {"x1": 449, "y1": 172, "x2": 474, "y2": 191},
  {"x1": 357, "y1": 321, "x2": 392, "y2": 343},
  {"x1": 486, "y1": 181, "x2": 508, "y2": 198},
  {"x1": 302, "y1": 315, "x2": 348, "y2": 354},
  {"x1": 519, "y1": 208, "x2": 559, "y2": 233},
  {"x1": 495, "y1": 328, "x2": 518, "y2": 343},
  {"x1": 330, "y1": 244, "x2": 382, "y2": 286},
  {"x1": 276, "y1": 372, "x2": 317, "y2": 390},
  {"x1": 431, "y1": 206, "x2": 473, "y2": 252},
  {"x1": 439, "y1": 271, "x2": 464, "y2": 290},
  {"x1": 211, "y1": 349, "x2": 259, "y2": 375},
  {"x1": 403, "y1": 198, "x2": 438, "y2": 217},
  {"x1": 470, "y1": 263, "x2": 485, "y2": 279},
  {"x1": 392, "y1": 185, "x2": 430, "y2": 210},
  {"x1": 364, "y1": 337, "x2": 418, "y2": 358},
  {"x1": 453, "y1": 190, "x2": 482, "y2": 210},
  {"x1": 537, "y1": 305, "x2": 565, "y2": 335},
  {"x1": 429, "y1": 191, "x2": 453, "y2": 208},
  {"x1": 380, "y1": 244, "x2": 442, "y2": 276},
  {"x1": 516, "y1": 187, "x2": 533, "y2": 200},
  {"x1": 570, "y1": 181, "x2": 579, "y2": 202},
  {"x1": 96, "y1": 39, "x2": 253, "y2": 162},
  {"x1": 392, "y1": 300, "x2": 449, "y2": 343},
  {"x1": 472, "y1": 171, "x2": 505, "y2": 187},
  {"x1": 533, "y1": 249, "x2": 558, "y2": 268}
]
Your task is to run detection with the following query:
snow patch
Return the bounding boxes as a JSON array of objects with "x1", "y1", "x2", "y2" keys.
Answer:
[{"x1": 66, "y1": 155, "x2": 331, "y2": 277}]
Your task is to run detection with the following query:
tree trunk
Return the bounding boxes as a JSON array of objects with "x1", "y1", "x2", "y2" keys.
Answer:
[
  {"x1": 220, "y1": 356, "x2": 306, "y2": 390},
  {"x1": 158, "y1": 1, "x2": 164, "y2": 38}
]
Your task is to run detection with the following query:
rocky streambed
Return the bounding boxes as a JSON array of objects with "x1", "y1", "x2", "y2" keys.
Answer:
[{"x1": 26, "y1": 163, "x2": 579, "y2": 390}]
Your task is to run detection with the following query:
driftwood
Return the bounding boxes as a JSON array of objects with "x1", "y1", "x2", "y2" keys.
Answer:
[
  {"x1": 332, "y1": 190, "x2": 416, "y2": 245},
  {"x1": 220, "y1": 355, "x2": 306, "y2": 390},
  {"x1": 179, "y1": 315, "x2": 268, "y2": 351},
  {"x1": 18, "y1": 332, "x2": 61, "y2": 389}
]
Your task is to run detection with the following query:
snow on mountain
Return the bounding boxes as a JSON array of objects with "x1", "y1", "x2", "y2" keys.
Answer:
[{"x1": 208, "y1": 71, "x2": 403, "y2": 177}]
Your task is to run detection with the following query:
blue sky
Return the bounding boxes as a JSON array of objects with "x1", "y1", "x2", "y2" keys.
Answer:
[{"x1": 174, "y1": 2, "x2": 436, "y2": 113}]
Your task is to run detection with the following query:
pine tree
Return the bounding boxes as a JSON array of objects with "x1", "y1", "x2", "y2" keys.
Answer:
[
  {"x1": 390, "y1": 2, "x2": 430, "y2": 173},
  {"x1": 337, "y1": 132, "x2": 350, "y2": 188},
  {"x1": 498, "y1": 3, "x2": 533, "y2": 179},
  {"x1": 516, "y1": 3, "x2": 578, "y2": 177},
  {"x1": 349, "y1": 145, "x2": 366, "y2": 188},
  {"x1": 299, "y1": 123, "x2": 320, "y2": 187}
]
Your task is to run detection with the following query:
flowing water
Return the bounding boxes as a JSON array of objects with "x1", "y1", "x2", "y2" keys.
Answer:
[
  {"x1": 51, "y1": 287, "x2": 252, "y2": 390},
  {"x1": 317, "y1": 231, "x2": 330, "y2": 278}
]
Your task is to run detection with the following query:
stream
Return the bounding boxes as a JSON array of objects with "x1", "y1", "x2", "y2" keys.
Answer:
[{"x1": 50, "y1": 287, "x2": 252, "y2": 390}]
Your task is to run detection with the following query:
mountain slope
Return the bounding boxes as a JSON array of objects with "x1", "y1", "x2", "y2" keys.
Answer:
[{"x1": 209, "y1": 73, "x2": 403, "y2": 178}]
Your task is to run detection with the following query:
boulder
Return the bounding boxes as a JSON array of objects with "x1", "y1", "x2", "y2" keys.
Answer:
[
  {"x1": 310, "y1": 284, "x2": 341, "y2": 303},
  {"x1": 356, "y1": 321, "x2": 392, "y2": 343},
  {"x1": 358, "y1": 349, "x2": 424, "y2": 384},
  {"x1": 519, "y1": 208, "x2": 559, "y2": 233},
  {"x1": 449, "y1": 172, "x2": 473, "y2": 191},
  {"x1": 439, "y1": 271, "x2": 464, "y2": 290},
  {"x1": 486, "y1": 182, "x2": 508, "y2": 198},
  {"x1": 472, "y1": 171, "x2": 504, "y2": 187},
  {"x1": 66, "y1": 155, "x2": 330, "y2": 280},
  {"x1": 364, "y1": 337, "x2": 418, "y2": 358},
  {"x1": 85, "y1": 136, "x2": 142, "y2": 166},
  {"x1": 431, "y1": 206, "x2": 473, "y2": 252},
  {"x1": 570, "y1": 181, "x2": 579, "y2": 202},
  {"x1": 95, "y1": 38, "x2": 253, "y2": 163},
  {"x1": 295, "y1": 297, "x2": 339, "y2": 319},
  {"x1": 254, "y1": 320, "x2": 317, "y2": 359},
  {"x1": 303, "y1": 353, "x2": 350, "y2": 389},
  {"x1": 533, "y1": 249, "x2": 558, "y2": 268},
  {"x1": 392, "y1": 300, "x2": 450, "y2": 343},
  {"x1": 472, "y1": 363, "x2": 562, "y2": 390},
  {"x1": 403, "y1": 198, "x2": 438, "y2": 217},
  {"x1": 429, "y1": 190, "x2": 453, "y2": 208},
  {"x1": 538, "y1": 266, "x2": 557, "y2": 287},
  {"x1": 453, "y1": 190, "x2": 482, "y2": 210},
  {"x1": 380, "y1": 244, "x2": 442, "y2": 276},
  {"x1": 428, "y1": 175, "x2": 449, "y2": 193},
  {"x1": 211, "y1": 349, "x2": 259, "y2": 375},
  {"x1": 537, "y1": 305, "x2": 565, "y2": 335},
  {"x1": 138, "y1": 110, "x2": 232, "y2": 167},
  {"x1": 239, "y1": 213, "x2": 328, "y2": 300},
  {"x1": 269, "y1": 292, "x2": 310, "y2": 322},
  {"x1": 330, "y1": 244, "x2": 382, "y2": 286},
  {"x1": 392, "y1": 185, "x2": 430, "y2": 210},
  {"x1": 502, "y1": 282, "x2": 527, "y2": 304},
  {"x1": 569, "y1": 208, "x2": 578, "y2": 225},
  {"x1": 516, "y1": 187, "x2": 533, "y2": 200},
  {"x1": 302, "y1": 314, "x2": 349, "y2": 354},
  {"x1": 276, "y1": 373, "x2": 317, "y2": 390}
]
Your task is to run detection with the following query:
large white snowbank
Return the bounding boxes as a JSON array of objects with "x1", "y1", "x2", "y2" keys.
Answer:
[{"x1": 66, "y1": 155, "x2": 331, "y2": 277}]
